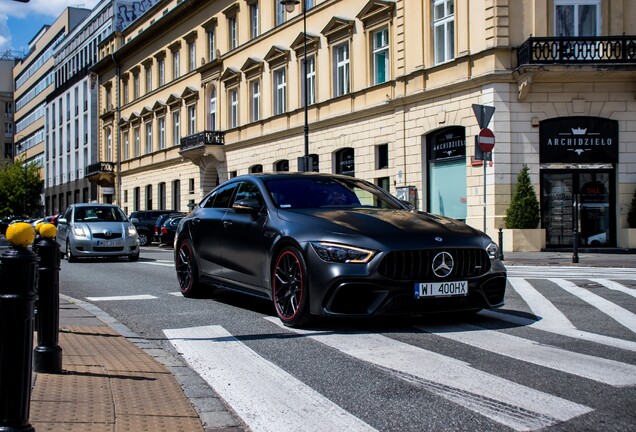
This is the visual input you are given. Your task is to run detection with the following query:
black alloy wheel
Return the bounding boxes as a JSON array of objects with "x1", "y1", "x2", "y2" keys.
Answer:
[
  {"x1": 272, "y1": 246, "x2": 311, "y2": 327},
  {"x1": 176, "y1": 238, "x2": 203, "y2": 297},
  {"x1": 138, "y1": 231, "x2": 149, "y2": 246}
]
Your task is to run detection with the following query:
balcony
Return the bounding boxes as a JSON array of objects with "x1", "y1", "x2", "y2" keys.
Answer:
[
  {"x1": 85, "y1": 161, "x2": 115, "y2": 187},
  {"x1": 518, "y1": 35, "x2": 636, "y2": 66},
  {"x1": 179, "y1": 130, "x2": 226, "y2": 165}
]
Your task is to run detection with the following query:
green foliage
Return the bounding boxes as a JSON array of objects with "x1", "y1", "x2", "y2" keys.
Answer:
[
  {"x1": 0, "y1": 158, "x2": 44, "y2": 218},
  {"x1": 628, "y1": 188, "x2": 636, "y2": 228},
  {"x1": 504, "y1": 165, "x2": 540, "y2": 229}
]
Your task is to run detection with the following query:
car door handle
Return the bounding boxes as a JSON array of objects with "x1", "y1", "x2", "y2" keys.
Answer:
[
  {"x1": 191, "y1": 218, "x2": 201, "y2": 225},
  {"x1": 223, "y1": 220, "x2": 232, "y2": 228}
]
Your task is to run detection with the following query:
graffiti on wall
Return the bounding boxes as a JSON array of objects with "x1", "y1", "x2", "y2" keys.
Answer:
[{"x1": 115, "y1": 0, "x2": 160, "y2": 31}]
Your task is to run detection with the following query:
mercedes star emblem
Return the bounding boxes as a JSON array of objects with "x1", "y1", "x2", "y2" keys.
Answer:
[{"x1": 432, "y1": 252, "x2": 454, "y2": 278}]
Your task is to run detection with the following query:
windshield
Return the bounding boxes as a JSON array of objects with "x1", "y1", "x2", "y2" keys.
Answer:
[
  {"x1": 265, "y1": 177, "x2": 403, "y2": 210},
  {"x1": 74, "y1": 207, "x2": 127, "y2": 222}
]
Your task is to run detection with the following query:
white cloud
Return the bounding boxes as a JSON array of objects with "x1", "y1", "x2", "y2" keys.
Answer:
[
  {"x1": 0, "y1": 0, "x2": 100, "y2": 19},
  {"x1": 0, "y1": 14, "x2": 11, "y2": 52}
]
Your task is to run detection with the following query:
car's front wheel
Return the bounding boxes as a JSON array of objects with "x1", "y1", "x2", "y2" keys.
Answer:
[
  {"x1": 272, "y1": 246, "x2": 311, "y2": 327},
  {"x1": 66, "y1": 240, "x2": 77, "y2": 263},
  {"x1": 176, "y1": 238, "x2": 204, "y2": 297},
  {"x1": 138, "y1": 231, "x2": 149, "y2": 246}
]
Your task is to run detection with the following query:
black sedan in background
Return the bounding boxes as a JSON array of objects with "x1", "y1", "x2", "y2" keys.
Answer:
[
  {"x1": 174, "y1": 173, "x2": 506, "y2": 327},
  {"x1": 159, "y1": 215, "x2": 185, "y2": 245}
]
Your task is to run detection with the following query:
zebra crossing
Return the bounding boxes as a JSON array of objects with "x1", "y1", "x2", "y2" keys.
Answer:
[{"x1": 163, "y1": 274, "x2": 636, "y2": 432}]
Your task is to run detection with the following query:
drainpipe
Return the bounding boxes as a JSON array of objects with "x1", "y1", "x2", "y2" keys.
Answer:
[{"x1": 111, "y1": 53, "x2": 121, "y2": 206}]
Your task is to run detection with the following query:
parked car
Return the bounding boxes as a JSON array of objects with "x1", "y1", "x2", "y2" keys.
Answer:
[
  {"x1": 154, "y1": 212, "x2": 185, "y2": 243},
  {"x1": 159, "y1": 215, "x2": 185, "y2": 245},
  {"x1": 56, "y1": 203, "x2": 140, "y2": 262},
  {"x1": 174, "y1": 172, "x2": 507, "y2": 327},
  {"x1": 129, "y1": 210, "x2": 176, "y2": 246}
]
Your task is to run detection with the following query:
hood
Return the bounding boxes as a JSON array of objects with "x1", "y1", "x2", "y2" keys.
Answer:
[
  {"x1": 76, "y1": 221, "x2": 132, "y2": 236},
  {"x1": 277, "y1": 208, "x2": 488, "y2": 248}
]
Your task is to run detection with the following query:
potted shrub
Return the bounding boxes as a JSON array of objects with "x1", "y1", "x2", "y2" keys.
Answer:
[{"x1": 502, "y1": 165, "x2": 545, "y2": 251}]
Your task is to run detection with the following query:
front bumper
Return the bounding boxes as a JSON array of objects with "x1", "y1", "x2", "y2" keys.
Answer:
[{"x1": 70, "y1": 237, "x2": 140, "y2": 257}]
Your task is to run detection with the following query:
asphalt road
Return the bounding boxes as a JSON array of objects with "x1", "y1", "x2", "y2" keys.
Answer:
[{"x1": 54, "y1": 246, "x2": 636, "y2": 432}]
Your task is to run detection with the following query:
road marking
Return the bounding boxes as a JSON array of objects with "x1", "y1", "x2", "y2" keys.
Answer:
[
  {"x1": 85, "y1": 294, "x2": 157, "y2": 301},
  {"x1": 506, "y1": 265, "x2": 636, "y2": 279},
  {"x1": 164, "y1": 325, "x2": 377, "y2": 432},
  {"x1": 589, "y1": 279, "x2": 636, "y2": 299},
  {"x1": 484, "y1": 278, "x2": 636, "y2": 352},
  {"x1": 169, "y1": 292, "x2": 183, "y2": 296},
  {"x1": 266, "y1": 318, "x2": 592, "y2": 431},
  {"x1": 416, "y1": 322, "x2": 636, "y2": 387},
  {"x1": 549, "y1": 278, "x2": 636, "y2": 334},
  {"x1": 139, "y1": 261, "x2": 173, "y2": 267}
]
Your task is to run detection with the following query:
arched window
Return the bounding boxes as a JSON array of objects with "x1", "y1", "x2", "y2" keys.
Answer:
[
  {"x1": 250, "y1": 164, "x2": 263, "y2": 173},
  {"x1": 335, "y1": 148, "x2": 354, "y2": 176},
  {"x1": 274, "y1": 159, "x2": 289, "y2": 172}
]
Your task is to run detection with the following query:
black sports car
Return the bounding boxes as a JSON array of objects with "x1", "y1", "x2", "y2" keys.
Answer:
[{"x1": 174, "y1": 173, "x2": 506, "y2": 327}]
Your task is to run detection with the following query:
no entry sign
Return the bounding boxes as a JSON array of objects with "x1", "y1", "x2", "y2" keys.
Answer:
[{"x1": 478, "y1": 128, "x2": 495, "y2": 152}]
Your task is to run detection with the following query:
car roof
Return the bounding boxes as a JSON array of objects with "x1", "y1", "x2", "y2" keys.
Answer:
[{"x1": 230, "y1": 172, "x2": 362, "y2": 183}]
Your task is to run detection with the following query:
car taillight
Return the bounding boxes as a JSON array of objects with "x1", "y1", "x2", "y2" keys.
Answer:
[
  {"x1": 161, "y1": 227, "x2": 168, "y2": 234},
  {"x1": 155, "y1": 227, "x2": 159, "y2": 234}
]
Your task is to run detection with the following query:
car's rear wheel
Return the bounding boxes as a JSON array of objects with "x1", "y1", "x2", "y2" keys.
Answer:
[
  {"x1": 66, "y1": 240, "x2": 77, "y2": 263},
  {"x1": 272, "y1": 246, "x2": 311, "y2": 327},
  {"x1": 176, "y1": 238, "x2": 204, "y2": 297}
]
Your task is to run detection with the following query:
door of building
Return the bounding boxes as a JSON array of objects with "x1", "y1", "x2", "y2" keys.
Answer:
[{"x1": 541, "y1": 169, "x2": 614, "y2": 248}]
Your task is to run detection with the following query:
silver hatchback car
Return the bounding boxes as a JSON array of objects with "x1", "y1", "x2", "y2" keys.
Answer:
[{"x1": 56, "y1": 203, "x2": 140, "y2": 262}]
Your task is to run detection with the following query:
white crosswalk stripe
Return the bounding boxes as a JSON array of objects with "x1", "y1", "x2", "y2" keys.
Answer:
[
  {"x1": 590, "y1": 279, "x2": 636, "y2": 298},
  {"x1": 85, "y1": 294, "x2": 157, "y2": 301},
  {"x1": 506, "y1": 265, "x2": 636, "y2": 279},
  {"x1": 164, "y1": 325, "x2": 377, "y2": 432}
]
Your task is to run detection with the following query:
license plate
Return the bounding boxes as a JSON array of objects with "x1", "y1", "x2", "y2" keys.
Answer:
[
  {"x1": 97, "y1": 239, "x2": 122, "y2": 247},
  {"x1": 414, "y1": 281, "x2": 468, "y2": 298}
]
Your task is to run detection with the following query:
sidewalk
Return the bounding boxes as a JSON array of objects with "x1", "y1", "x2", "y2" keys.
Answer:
[
  {"x1": 30, "y1": 297, "x2": 246, "y2": 432},
  {"x1": 19, "y1": 248, "x2": 636, "y2": 431}
]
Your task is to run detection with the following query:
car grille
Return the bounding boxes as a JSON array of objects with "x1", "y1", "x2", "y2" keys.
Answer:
[
  {"x1": 93, "y1": 233, "x2": 122, "y2": 239},
  {"x1": 94, "y1": 247, "x2": 124, "y2": 252},
  {"x1": 378, "y1": 248, "x2": 491, "y2": 280}
]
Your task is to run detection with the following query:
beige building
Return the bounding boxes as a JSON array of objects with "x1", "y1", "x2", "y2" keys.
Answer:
[
  {"x1": 0, "y1": 58, "x2": 17, "y2": 166},
  {"x1": 13, "y1": 7, "x2": 91, "y2": 214},
  {"x1": 92, "y1": 0, "x2": 636, "y2": 250}
]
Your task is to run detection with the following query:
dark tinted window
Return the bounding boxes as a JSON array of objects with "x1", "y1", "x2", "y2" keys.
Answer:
[
  {"x1": 234, "y1": 181, "x2": 264, "y2": 207},
  {"x1": 202, "y1": 183, "x2": 238, "y2": 209}
]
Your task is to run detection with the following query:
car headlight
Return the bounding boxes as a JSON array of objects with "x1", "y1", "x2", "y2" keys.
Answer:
[
  {"x1": 310, "y1": 242, "x2": 375, "y2": 264},
  {"x1": 486, "y1": 241, "x2": 499, "y2": 259},
  {"x1": 127, "y1": 225, "x2": 137, "y2": 236},
  {"x1": 72, "y1": 225, "x2": 87, "y2": 237}
]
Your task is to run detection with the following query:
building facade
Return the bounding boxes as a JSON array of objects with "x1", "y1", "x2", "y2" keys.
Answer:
[
  {"x1": 91, "y1": 0, "x2": 636, "y2": 249},
  {"x1": 0, "y1": 58, "x2": 17, "y2": 166},
  {"x1": 13, "y1": 8, "x2": 91, "y2": 216}
]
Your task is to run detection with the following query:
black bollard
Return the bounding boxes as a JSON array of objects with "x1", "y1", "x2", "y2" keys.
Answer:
[
  {"x1": 498, "y1": 228, "x2": 505, "y2": 261},
  {"x1": 0, "y1": 246, "x2": 38, "y2": 432},
  {"x1": 33, "y1": 235, "x2": 63, "y2": 373}
]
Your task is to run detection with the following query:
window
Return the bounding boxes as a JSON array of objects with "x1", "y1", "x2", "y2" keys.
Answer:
[
  {"x1": 158, "y1": 58, "x2": 165, "y2": 86},
  {"x1": 145, "y1": 66, "x2": 152, "y2": 93},
  {"x1": 158, "y1": 182, "x2": 166, "y2": 209},
  {"x1": 250, "y1": 79, "x2": 261, "y2": 122},
  {"x1": 158, "y1": 117, "x2": 165, "y2": 149},
  {"x1": 106, "y1": 128, "x2": 112, "y2": 161},
  {"x1": 134, "y1": 73, "x2": 140, "y2": 98},
  {"x1": 301, "y1": 55, "x2": 316, "y2": 106},
  {"x1": 433, "y1": 0, "x2": 454, "y2": 64},
  {"x1": 189, "y1": 178, "x2": 195, "y2": 193},
  {"x1": 172, "y1": 111, "x2": 180, "y2": 146},
  {"x1": 250, "y1": 164, "x2": 263, "y2": 173},
  {"x1": 122, "y1": 130, "x2": 129, "y2": 160},
  {"x1": 188, "y1": 40, "x2": 196, "y2": 72},
  {"x1": 334, "y1": 42, "x2": 350, "y2": 97},
  {"x1": 173, "y1": 50, "x2": 180, "y2": 79},
  {"x1": 372, "y1": 27, "x2": 389, "y2": 84},
  {"x1": 207, "y1": 28, "x2": 216, "y2": 61},
  {"x1": 274, "y1": 159, "x2": 289, "y2": 172},
  {"x1": 273, "y1": 68, "x2": 286, "y2": 115},
  {"x1": 134, "y1": 187, "x2": 141, "y2": 211},
  {"x1": 250, "y1": 2, "x2": 259, "y2": 39},
  {"x1": 555, "y1": 0, "x2": 600, "y2": 36},
  {"x1": 172, "y1": 179, "x2": 181, "y2": 211},
  {"x1": 209, "y1": 87, "x2": 217, "y2": 130},
  {"x1": 275, "y1": 1, "x2": 285, "y2": 26},
  {"x1": 229, "y1": 88, "x2": 238, "y2": 128},
  {"x1": 145, "y1": 121, "x2": 152, "y2": 153},
  {"x1": 146, "y1": 184, "x2": 153, "y2": 210},
  {"x1": 305, "y1": 0, "x2": 314, "y2": 9},
  {"x1": 123, "y1": 80, "x2": 129, "y2": 104},
  {"x1": 187, "y1": 105, "x2": 196, "y2": 135},
  {"x1": 229, "y1": 16, "x2": 238, "y2": 50},
  {"x1": 134, "y1": 126, "x2": 140, "y2": 157},
  {"x1": 335, "y1": 147, "x2": 354, "y2": 176},
  {"x1": 376, "y1": 143, "x2": 389, "y2": 169}
]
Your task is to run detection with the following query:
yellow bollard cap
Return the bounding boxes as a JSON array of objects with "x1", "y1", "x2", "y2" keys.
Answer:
[
  {"x1": 39, "y1": 223, "x2": 57, "y2": 239},
  {"x1": 35, "y1": 221, "x2": 44, "y2": 233},
  {"x1": 5, "y1": 222, "x2": 36, "y2": 248}
]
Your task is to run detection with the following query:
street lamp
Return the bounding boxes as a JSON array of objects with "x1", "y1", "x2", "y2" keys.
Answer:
[{"x1": 280, "y1": 0, "x2": 310, "y2": 172}]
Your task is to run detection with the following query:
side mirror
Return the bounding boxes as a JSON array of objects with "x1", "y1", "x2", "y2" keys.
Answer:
[
  {"x1": 58, "y1": 217, "x2": 68, "y2": 224},
  {"x1": 130, "y1": 217, "x2": 139, "y2": 223},
  {"x1": 232, "y1": 198, "x2": 262, "y2": 214},
  {"x1": 399, "y1": 200, "x2": 415, "y2": 211}
]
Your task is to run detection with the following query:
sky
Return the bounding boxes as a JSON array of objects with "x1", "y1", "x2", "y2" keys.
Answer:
[{"x1": 0, "y1": 0, "x2": 99, "y2": 56}]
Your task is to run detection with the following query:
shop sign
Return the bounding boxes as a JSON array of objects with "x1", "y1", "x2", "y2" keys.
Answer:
[
  {"x1": 428, "y1": 126, "x2": 466, "y2": 161},
  {"x1": 539, "y1": 117, "x2": 618, "y2": 164}
]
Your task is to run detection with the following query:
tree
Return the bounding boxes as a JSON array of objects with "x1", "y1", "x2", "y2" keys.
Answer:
[
  {"x1": 628, "y1": 188, "x2": 636, "y2": 228},
  {"x1": 0, "y1": 158, "x2": 44, "y2": 218},
  {"x1": 505, "y1": 164, "x2": 540, "y2": 229}
]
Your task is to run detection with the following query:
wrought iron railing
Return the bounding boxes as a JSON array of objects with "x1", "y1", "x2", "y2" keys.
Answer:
[
  {"x1": 85, "y1": 162, "x2": 115, "y2": 176},
  {"x1": 517, "y1": 35, "x2": 636, "y2": 66},
  {"x1": 180, "y1": 130, "x2": 225, "y2": 151}
]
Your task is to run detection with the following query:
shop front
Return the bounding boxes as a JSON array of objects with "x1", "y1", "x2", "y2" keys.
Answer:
[{"x1": 539, "y1": 117, "x2": 618, "y2": 248}]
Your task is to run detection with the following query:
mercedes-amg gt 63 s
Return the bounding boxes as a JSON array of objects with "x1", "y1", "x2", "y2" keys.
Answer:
[{"x1": 174, "y1": 173, "x2": 507, "y2": 327}]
